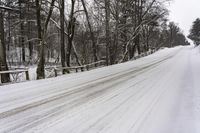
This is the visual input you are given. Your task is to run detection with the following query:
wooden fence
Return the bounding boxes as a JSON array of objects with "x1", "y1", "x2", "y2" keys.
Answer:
[
  {"x1": 0, "y1": 68, "x2": 29, "y2": 84},
  {"x1": 53, "y1": 60, "x2": 106, "y2": 77},
  {"x1": 0, "y1": 50, "x2": 158, "y2": 84},
  {"x1": 131, "y1": 49, "x2": 157, "y2": 60}
]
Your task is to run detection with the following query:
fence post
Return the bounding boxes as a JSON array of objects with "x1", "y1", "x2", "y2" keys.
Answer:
[
  {"x1": 81, "y1": 67, "x2": 84, "y2": 72},
  {"x1": 25, "y1": 71, "x2": 30, "y2": 80},
  {"x1": 54, "y1": 68, "x2": 57, "y2": 77},
  {"x1": 86, "y1": 65, "x2": 89, "y2": 71}
]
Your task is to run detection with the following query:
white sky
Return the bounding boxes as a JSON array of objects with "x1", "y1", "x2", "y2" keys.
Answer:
[{"x1": 168, "y1": 0, "x2": 200, "y2": 36}]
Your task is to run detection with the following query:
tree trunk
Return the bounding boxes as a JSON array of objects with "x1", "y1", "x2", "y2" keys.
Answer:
[
  {"x1": 60, "y1": 0, "x2": 66, "y2": 73},
  {"x1": 81, "y1": 0, "x2": 98, "y2": 64},
  {"x1": 19, "y1": 0, "x2": 26, "y2": 63},
  {"x1": 72, "y1": 43, "x2": 82, "y2": 66},
  {"x1": 35, "y1": 0, "x2": 44, "y2": 79},
  {"x1": 28, "y1": 22, "x2": 33, "y2": 60},
  {"x1": 66, "y1": 0, "x2": 75, "y2": 67},
  {"x1": 121, "y1": 0, "x2": 128, "y2": 61},
  {"x1": 134, "y1": 0, "x2": 143, "y2": 55},
  {"x1": 36, "y1": 41, "x2": 45, "y2": 79},
  {"x1": 135, "y1": 35, "x2": 141, "y2": 54},
  {"x1": 112, "y1": 0, "x2": 119, "y2": 64},
  {"x1": 27, "y1": 4, "x2": 33, "y2": 60},
  {"x1": 36, "y1": 0, "x2": 56, "y2": 79},
  {"x1": 0, "y1": 11, "x2": 10, "y2": 83},
  {"x1": 8, "y1": 12, "x2": 11, "y2": 51},
  {"x1": 105, "y1": 0, "x2": 110, "y2": 65},
  {"x1": 66, "y1": 36, "x2": 73, "y2": 67}
]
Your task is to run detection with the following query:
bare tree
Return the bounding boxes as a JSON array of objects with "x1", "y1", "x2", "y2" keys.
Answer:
[
  {"x1": 19, "y1": 0, "x2": 26, "y2": 62},
  {"x1": 36, "y1": 0, "x2": 56, "y2": 79},
  {"x1": 66, "y1": 0, "x2": 76, "y2": 67},
  {"x1": 0, "y1": 10, "x2": 10, "y2": 83},
  {"x1": 81, "y1": 0, "x2": 98, "y2": 64},
  {"x1": 60, "y1": 0, "x2": 66, "y2": 73},
  {"x1": 104, "y1": 0, "x2": 110, "y2": 65}
]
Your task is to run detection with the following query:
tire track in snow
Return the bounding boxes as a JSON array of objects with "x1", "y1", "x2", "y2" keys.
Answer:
[
  {"x1": 79, "y1": 64, "x2": 167, "y2": 133},
  {"x1": 1, "y1": 58, "x2": 166, "y2": 133},
  {"x1": 0, "y1": 48, "x2": 182, "y2": 133},
  {"x1": 69, "y1": 49, "x2": 184, "y2": 133},
  {"x1": 0, "y1": 55, "x2": 174, "y2": 120}
]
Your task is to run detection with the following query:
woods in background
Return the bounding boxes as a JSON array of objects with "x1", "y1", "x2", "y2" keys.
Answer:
[
  {"x1": 188, "y1": 18, "x2": 200, "y2": 46},
  {"x1": 0, "y1": 0, "x2": 190, "y2": 83}
]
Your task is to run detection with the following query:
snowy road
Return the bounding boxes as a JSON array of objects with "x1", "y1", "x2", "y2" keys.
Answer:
[{"x1": 1, "y1": 46, "x2": 200, "y2": 133}]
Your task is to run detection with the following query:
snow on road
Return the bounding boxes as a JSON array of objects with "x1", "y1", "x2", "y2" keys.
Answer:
[{"x1": 0, "y1": 46, "x2": 200, "y2": 133}]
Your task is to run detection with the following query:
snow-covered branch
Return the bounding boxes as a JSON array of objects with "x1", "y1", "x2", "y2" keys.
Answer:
[{"x1": 0, "y1": 5, "x2": 19, "y2": 11}]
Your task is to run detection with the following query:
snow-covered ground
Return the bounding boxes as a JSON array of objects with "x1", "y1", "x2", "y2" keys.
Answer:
[{"x1": 0, "y1": 46, "x2": 200, "y2": 133}]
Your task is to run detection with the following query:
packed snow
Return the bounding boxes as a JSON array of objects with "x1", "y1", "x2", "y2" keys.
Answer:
[{"x1": 0, "y1": 46, "x2": 200, "y2": 133}]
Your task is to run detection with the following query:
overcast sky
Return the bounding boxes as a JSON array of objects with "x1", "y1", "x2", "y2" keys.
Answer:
[{"x1": 168, "y1": 0, "x2": 200, "y2": 36}]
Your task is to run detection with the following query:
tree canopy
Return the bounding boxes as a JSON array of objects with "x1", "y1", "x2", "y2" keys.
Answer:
[{"x1": 188, "y1": 18, "x2": 200, "y2": 46}]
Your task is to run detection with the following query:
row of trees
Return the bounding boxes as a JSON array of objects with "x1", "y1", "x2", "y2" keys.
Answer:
[
  {"x1": 188, "y1": 18, "x2": 200, "y2": 46},
  {"x1": 0, "y1": 0, "x2": 189, "y2": 83}
]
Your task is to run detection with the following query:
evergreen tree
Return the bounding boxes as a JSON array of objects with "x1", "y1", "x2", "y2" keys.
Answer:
[{"x1": 188, "y1": 18, "x2": 200, "y2": 46}]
